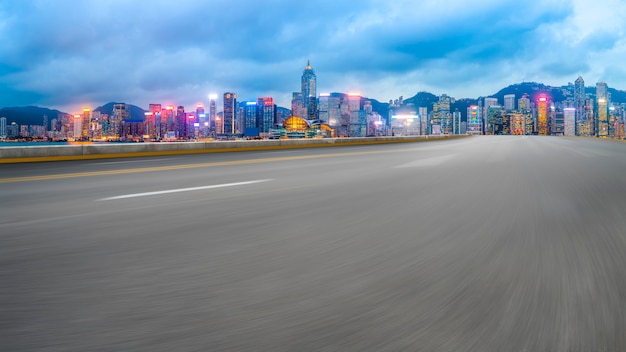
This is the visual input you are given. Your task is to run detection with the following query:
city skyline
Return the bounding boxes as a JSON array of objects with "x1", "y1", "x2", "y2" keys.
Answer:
[{"x1": 2, "y1": 1, "x2": 626, "y2": 113}]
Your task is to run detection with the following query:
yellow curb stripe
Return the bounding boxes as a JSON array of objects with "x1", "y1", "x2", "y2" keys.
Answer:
[
  {"x1": 0, "y1": 136, "x2": 468, "y2": 164},
  {"x1": 0, "y1": 148, "x2": 416, "y2": 183}
]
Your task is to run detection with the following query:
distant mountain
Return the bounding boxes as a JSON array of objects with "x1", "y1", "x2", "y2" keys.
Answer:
[
  {"x1": 489, "y1": 82, "x2": 568, "y2": 104},
  {"x1": 94, "y1": 102, "x2": 147, "y2": 122},
  {"x1": 403, "y1": 91, "x2": 438, "y2": 109},
  {"x1": 0, "y1": 106, "x2": 64, "y2": 128}
]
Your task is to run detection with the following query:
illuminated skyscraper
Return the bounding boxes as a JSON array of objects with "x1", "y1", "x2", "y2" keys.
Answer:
[
  {"x1": 110, "y1": 103, "x2": 129, "y2": 139},
  {"x1": 209, "y1": 94, "x2": 217, "y2": 132},
  {"x1": 419, "y1": 106, "x2": 428, "y2": 135},
  {"x1": 467, "y1": 105, "x2": 482, "y2": 134},
  {"x1": 223, "y1": 92, "x2": 237, "y2": 134},
  {"x1": 244, "y1": 102, "x2": 257, "y2": 130},
  {"x1": 518, "y1": 94, "x2": 531, "y2": 112},
  {"x1": 596, "y1": 82, "x2": 609, "y2": 137},
  {"x1": 81, "y1": 108, "x2": 91, "y2": 139},
  {"x1": 348, "y1": 93, "x2": 366, "y2": 137},
  {"x1": 176, "y1": 105, "x2": 186, "y2": 138},
  {"x1": 73, "y1": 114, "x2": 82, "y2": 138},
  {"x1": 301, "y1": 61, "x2": 317, "y2": 120},
  {"x1": 483, "y1": 97, "x2": 498, "y2": 132},
  {"x1": 574, "y1": 76, "x2": 585, "y2": 135},
  {"x1": 537, "y1": 96, "x2": 549, "y2": 135},
  {"x1": 438, "y1": 94, "x2": 453, "y2": 134},
  {"x1": 564, "y1": 107, "x2": 576, "y2": 136},
  {"x1": 147, "y1": 104, "x2": 161, "y2": 139},
  {"x1": 257, "y1": 97, "x2": 276, "y2": 133}
]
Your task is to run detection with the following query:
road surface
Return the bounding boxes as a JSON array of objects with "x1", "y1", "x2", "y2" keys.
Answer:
[{"x1": 2, "y1": 136, "x2": 626, "y2": 351}]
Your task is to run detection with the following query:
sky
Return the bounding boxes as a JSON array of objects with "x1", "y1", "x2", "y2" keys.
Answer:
[{"x1": 1, "y1": 0, "x2": 626, "y2": 113}]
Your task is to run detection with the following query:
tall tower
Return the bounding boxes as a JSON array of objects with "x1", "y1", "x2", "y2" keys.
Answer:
[
  {"x1": 0, "y1": 116, "x2": 6, "y2": 138},
  {"x1": 301, "y1": 60, "x2": 317, "y2": 120},
  {"x1": 537, "y1": 96, "x2": 549, "y2": 135},
  {"x1": 81, "y1": 108, "x2": 91, "y2": 139},
  {"x1": 257, "y1": 97, "x2": 276, "y2": 133},
  {"x1": 223, "y1": 92, "x2": 237, "y2": 134},
  {"x1": 574, "y1": 76, "x2": 585, "y2": 135},
  {"x1": 504, "y1": 94, "x2": 515, "y2": 111},
  {"x1": 209, "y1": 94, "x2": 217, "y2": 133},
  {"x1": 596, "y1": 82, "x2": 609, "y2": 137}
]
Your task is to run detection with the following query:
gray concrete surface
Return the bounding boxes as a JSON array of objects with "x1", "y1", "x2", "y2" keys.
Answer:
[
  {"x1": 1, "y1": 136, "x2": 626, "y2": 351},
  {"x1": 0, "y1": 135, "x2": 460, "y2": 161}
]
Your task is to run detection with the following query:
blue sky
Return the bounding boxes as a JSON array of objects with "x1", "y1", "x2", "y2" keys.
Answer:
[{"x1": 1, "y1": 0, "x2": 626, "y2": 113}]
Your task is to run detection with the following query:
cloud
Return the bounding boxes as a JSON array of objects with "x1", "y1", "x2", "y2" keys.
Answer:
[{"x1": 1, "y1": 0, "x2": 626, "y2": 112}]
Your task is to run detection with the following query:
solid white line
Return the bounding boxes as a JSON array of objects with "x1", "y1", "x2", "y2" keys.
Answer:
[{"x1": 97, "y1": 179, "x2": 273, "y2": 201}]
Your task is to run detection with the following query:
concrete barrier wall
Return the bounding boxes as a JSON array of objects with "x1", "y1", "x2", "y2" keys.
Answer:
[{"x1": 0, "y1": 135, "x2": 467, "y2": 162}]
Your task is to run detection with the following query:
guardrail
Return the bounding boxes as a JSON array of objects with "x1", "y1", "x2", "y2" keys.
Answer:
[{"x1": 0, "y1": 135, "x2": 469, "y2": 163}]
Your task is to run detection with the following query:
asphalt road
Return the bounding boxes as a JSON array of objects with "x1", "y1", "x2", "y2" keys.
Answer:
[{"x1": 2, "y1": 136, "x2": 626, "y2": 351}]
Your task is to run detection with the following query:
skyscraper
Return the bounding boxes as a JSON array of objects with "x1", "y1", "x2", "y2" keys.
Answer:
[
  {"x1": 537, "y1": 96, "x2": 549, "y2": 135},
  {"x1": 223, "y1": 92, "x2": 237, "y2": 134},
  {"x1": 147, "y1": 104, "x2": 161, "y2": 139},
  {"x1": 81, "y1": 108, "x2": 91, "y2": 139},
  {"x1": 301, "y1": 60, "x2": 317, "y2": 120},
  {"x1": 504, "y1": 94, "x2": 515, "y2": 111},
  {"x1": 348, "y1": 93, "x2": 366, "y2": 137},
  {"x1": 574, "y1": 76, "x2": 585, "y2": 135},
  {"x1": 438, "y1": 94, "x2": 453, "y2": 134},
  {"x1": 466, "y1": 105, "x2": 481, "y2": 134},
  {"x1": 564, "y1": 107, "x2": 576, "y2": 136},
  {"x1": 257, "y1": 97, "x2": 276, "y2": 133},
  {"x1": 209, "y1": 94, "x2": 217, "y2": 133},
  {"x1": 176, "y1": 105, "x2": 186, "y2": 138},
  {"x1": 0, "y1": 116, "x2": 6, "y2": 138},
  {"x1": 244, "y1": 102, "x2": 257, "y2": 130},
  {"x1": 596, "y1": 82, "x2": 609, "y2": 137}
]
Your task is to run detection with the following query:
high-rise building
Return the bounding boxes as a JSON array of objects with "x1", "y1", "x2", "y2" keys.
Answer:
[
  {"x1": 163, "y1": 105, "x2": 175, "y2": 137},
  {"x1": 467, "y1": 105, "x2": 482, "y2": 134},
  {"x1": 596, "y1": 82, "x2": 609, "y2": 137},
  {"x1": 564, "y1": 107, "x2": 576, "y2": 136},
  {"x1": 348, "y1": 93, "x2": 366, "y2": 137},
  {"x1": 301, "y1": 60, "x2": 317, "y2": 120},
  {"x1": 508, "y1": 113, "x2": 524, "y2": 135},
  {"x1": 438, "y1": 94, "x2": 453, "y2": 134},
  {"x1": 73, "y1": 114, "x2": 82, "y2": 139},
  {"x1": 504, "y1": 94, "x2": 515, "y2": 111},
  {"x1": 574, "y1": 76, "x2": 585, "y2": 135},
  {"x1": 291, "y1": 92, "x2": 305, "y2": 118},
  {"x1": 176, "y1": 106, "x2": 186, "y2": 138},
  {"x1": 483, "y1": 97, "x2": 498, "y2": 132},
  {"x1": 81, "y1": 108, "x2": 91, "y2": 139},
  {"x1": 112, "y1": 103, "x2": 130, "y2": 139},
  {"x1": 257, "y1": 97, "x2": 276, "y2": 133},
  {"x1": 452, "y1": 110, "x2": 462, "y2": 135},
  {"x1": 419, "y1": 106, "x2": 428, "y2": 135},
  {"x1": 537, "y1": 96, "x2": 549, "y2": 135},
  {"x1": 518, "y1": 94, "x2": 531, "y2": 111},
  {"x1": 486, "y1": 106, "x2": 504, "y2": 134},
  {"x1": 147, "y1": 104, "x2": 161, "y2": 139},
  {"x1": 223, "y1": 92, "x2": 237, "y2": 134},
  {"x1": 0, "y1": 117, "x2": 6, "y2": 138},
  {"x1": 209, "y1": 94, "x2": 217, "y2": 133},
  {"x1": 244, "y1": 102, "x2": 257, "y2": 130}
]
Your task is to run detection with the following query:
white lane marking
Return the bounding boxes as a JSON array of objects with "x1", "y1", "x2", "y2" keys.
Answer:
[
  {"x1": 395, "y1": 154, "x2": 457, "y2": 168},
  {"x1": 97, "y1": 179, "x2": 273, "y2": 201},
  {"x1": 88, "y1": 158, "x2": 172, "y2": 165}
]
